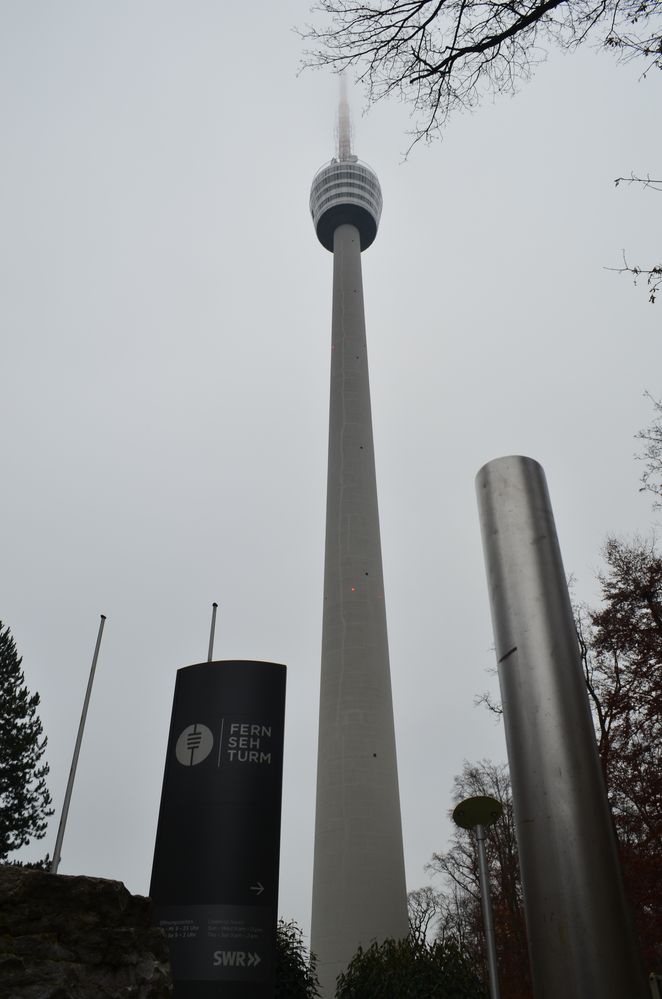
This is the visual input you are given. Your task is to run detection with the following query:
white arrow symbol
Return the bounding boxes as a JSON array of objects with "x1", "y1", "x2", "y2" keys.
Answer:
[
  {"x1": 250, "y1": 882, "x2": 264, "y2": 896},
  {"x1": 248, "y1": 952, "x2": 261, "y2": 967}
]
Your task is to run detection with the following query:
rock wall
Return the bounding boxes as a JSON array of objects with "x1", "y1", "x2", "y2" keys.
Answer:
[{"x1": 0, "y1": 865, "x2": 172, "y2": 999}]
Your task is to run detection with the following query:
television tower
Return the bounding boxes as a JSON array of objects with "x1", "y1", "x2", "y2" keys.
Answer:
[{"x1": 309, "y1": 84, "x2": 409, "y2": 996}]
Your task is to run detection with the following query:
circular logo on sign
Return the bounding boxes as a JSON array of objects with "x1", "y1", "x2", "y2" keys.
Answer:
[{"x1": 175, "y1": 724, "x2": 214, "y2": 766}]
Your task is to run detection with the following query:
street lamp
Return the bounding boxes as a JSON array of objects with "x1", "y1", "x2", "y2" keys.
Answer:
[{"x1": 453, "y1": 795, "x2": 503, "y2": 999}]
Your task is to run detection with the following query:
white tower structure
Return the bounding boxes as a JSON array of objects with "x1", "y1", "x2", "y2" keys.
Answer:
[{"x1": 309, "y1": 87, "x2": 409, "y2": 997}]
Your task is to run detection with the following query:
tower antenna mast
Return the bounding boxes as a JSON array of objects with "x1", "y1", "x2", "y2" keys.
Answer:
[{"x1": 337, "y1": 75, "x2": 353, "y2": 161}]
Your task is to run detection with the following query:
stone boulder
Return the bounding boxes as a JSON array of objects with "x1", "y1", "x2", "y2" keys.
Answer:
[{"x1": 0, "y1": 865, "x2": 172, "y2": 999}]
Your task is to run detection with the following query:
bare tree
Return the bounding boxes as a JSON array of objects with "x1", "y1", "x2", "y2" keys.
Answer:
[
  {"x1": 607, "y1": 251, "x2": 662, "y2": 304},
  {"x1": 636, "y1": 392, "x2": 662, "y2": 502},
  {"x1": 426, "y1": 761, "x2": 532, "y2": 999},
  {"x1": 407, "y1": 885, "x2": 444, "y2": 944},
  {"x1": 300, "y1": 0, "x2": 662, "y2": 143},
  {"x1": 605, "y1": 179, "x2": 662, "y2": 303}
]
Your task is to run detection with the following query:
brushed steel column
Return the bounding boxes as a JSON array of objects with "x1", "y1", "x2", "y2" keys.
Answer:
[{"x1": 476, "y1": 455, "x2": 647, "y2": 999}]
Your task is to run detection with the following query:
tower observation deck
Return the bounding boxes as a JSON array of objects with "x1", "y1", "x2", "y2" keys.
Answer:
[
  {"x1": 310, "y1": 156, "x2": 382, "y2": 251},
  {"x1": 309, "y1": 84, "x2": 408, "y2": 998}
]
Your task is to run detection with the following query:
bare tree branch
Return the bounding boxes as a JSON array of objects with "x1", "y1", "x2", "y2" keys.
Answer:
[
  {"x1": 299, "y1": 0, "x2": 662, "y2": 143},
  {"x1": 605, "y1": 250, "x2": 662, "y2": 304},
  {"x1": 614, "y1": 173, "x2": 662, "y2": 191}
]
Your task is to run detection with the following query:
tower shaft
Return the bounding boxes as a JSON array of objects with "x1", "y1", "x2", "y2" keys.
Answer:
[{"x1": 311, "y1": 223, "x2": 408, "y2": 996}]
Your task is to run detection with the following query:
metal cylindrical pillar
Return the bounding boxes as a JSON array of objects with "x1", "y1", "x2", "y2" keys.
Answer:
[{"x1": 475, "y1": 455, "x2": 647, "y2": 999}]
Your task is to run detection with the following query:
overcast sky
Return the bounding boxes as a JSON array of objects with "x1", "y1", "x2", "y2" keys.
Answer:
[{"x1": 2, "y1": 0, "x2": 660, "y2": 941}]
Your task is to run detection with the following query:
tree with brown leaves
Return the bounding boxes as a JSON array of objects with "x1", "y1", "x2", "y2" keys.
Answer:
[
  {"x1": 578, "y1": 536, "x2": 662, "y2": 974},
  {"x1": 419, "y1": 536, "x2": 662, "y2": 995}
]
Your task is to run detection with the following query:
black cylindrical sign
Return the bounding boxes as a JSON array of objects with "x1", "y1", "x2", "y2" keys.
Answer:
[{"x1": 150, "y1": 660, "x2": 287, "y2": 998}]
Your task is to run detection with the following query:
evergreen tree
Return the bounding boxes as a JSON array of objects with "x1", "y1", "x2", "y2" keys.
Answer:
[
  {"x1": 0, "y1": 621, "x2": 52, "y2": 860},
  {"x1": 275, "y1": 919, "x2": 320, "y2": 998},
  {"x1": 336, "y1": 936, "x2": 487, "y2": 999}
]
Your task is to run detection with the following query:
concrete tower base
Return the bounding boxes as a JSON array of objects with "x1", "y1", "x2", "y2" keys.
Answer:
[{"x1": 311, "y1": 224, "x2": 409, "y2": 997}]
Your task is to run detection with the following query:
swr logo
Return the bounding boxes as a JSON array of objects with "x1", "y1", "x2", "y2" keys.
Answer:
[
  {"x1": 175, "y1": 724, "x2": 213, "y2": 766},
  {"x1": 213, "y1": 950, "x2": 261, "y2": 968}
]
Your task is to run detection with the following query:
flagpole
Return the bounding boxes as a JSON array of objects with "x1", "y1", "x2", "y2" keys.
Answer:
[
  {"x1": 51, "y1": 614, "x2": 106, "y2": 875},
  {"x1": 207, "y1": 602, "x2": 218, "y2": 662}
]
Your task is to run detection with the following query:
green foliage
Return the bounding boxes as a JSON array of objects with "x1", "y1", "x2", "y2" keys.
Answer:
[
  {"x1": 335, "y1": 936, "x2": 487, "y2": 999},
  {"x1": 275, "y1": 918, "x2": 320, "y2": 998},
  {"x1": 0, "y1": 621, "x2": 52, "y2": 861}
]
